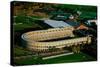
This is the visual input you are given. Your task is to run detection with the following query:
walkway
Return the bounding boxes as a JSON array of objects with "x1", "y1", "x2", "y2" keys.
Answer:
[{"x1": 43, "y1": 52, "x2": 74, "y2": 60}]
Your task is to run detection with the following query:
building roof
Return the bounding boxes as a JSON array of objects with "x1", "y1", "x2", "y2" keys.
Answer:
[
  {"x1": 44, "y1": 19, "x2": 72, "y2": 28},
  {"x1": 66, "y1": 21, "x2": 80, "y2": 27},
  {"x1": 76, "y1": 24, "x2": 88, "y2": 30}
]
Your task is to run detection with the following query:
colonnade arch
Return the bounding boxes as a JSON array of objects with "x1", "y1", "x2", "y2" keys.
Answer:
[{"x1": 21, "y1": 27, "x2": 91, "y2": 53}]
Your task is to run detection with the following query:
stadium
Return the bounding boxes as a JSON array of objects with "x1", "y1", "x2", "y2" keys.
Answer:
[{"x1": 21, "y1": 27, "x2": 91, "y2": 53}]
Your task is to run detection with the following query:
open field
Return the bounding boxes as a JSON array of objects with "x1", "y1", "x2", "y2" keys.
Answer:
[
  {"x1": 42, "y1": 52, "x2": 96, "y2": 64},
  {"x1": 14, "y1": 52, "x2": 96, "y2": 65}
]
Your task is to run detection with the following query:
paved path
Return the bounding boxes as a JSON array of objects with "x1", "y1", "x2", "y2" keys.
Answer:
[{"x1": 43, "y1": 52, "x2": 74, "y2": 60}]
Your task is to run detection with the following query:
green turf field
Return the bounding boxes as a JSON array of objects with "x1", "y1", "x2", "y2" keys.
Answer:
[
  {"x1": 14, "y1": 52, "x2": 96, "y2": 65},
  {"x1": 42, "y1": 52, "x2": 96, "y2": 64}
]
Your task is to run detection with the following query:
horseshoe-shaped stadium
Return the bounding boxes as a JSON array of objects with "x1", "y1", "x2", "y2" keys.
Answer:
[{"x1": 21, "y1": 27, "x2": 91, "y2": 52}]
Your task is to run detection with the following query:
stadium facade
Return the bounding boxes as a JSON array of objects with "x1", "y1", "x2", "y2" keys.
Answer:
[{"x1": 21, "y1": 27, "x2": 91, "y2": 52}]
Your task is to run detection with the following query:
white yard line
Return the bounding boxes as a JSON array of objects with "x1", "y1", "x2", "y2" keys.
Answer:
[{"x1": 43, "y1": 52, "x2": 74, "y2": 60}]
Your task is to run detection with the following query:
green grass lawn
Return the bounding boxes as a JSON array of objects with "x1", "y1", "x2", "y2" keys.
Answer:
[
  {"x1": 14, "y1": 56, "x2": 37, "y2": 65},
  {"x1": 42, "y1": 52, "x2": 96, "y2": 64},
  {"x1": 14, "y1": 23, "x2": 34, "y2": 31},
  {"x1": 13, "y1": 15, "x2": 44, "y2": 31},
  {"x1": 79, "y1": 11, "x2": 96, "y2": 19},
  {"x1": 13, "y1": 46, "x2": 33, "y2": 57},
  {"x1": 14, "y1": 52, "x2": 96, "y2": 65}
]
